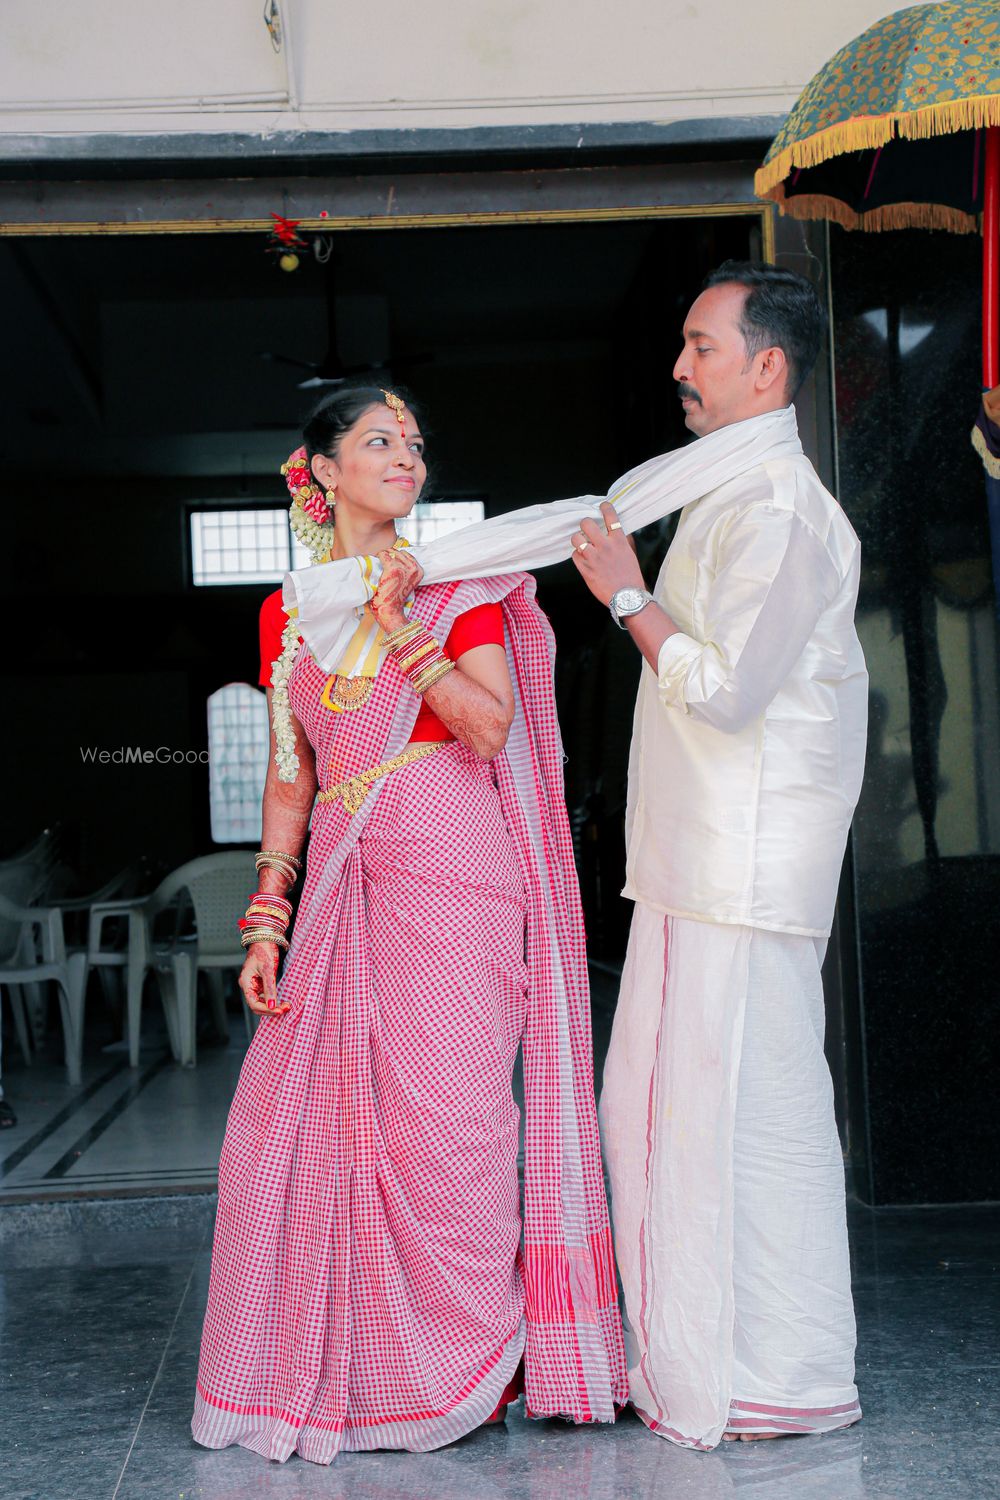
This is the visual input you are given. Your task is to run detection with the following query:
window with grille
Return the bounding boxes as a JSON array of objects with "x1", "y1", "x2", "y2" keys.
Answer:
[
  {"x1": 190, "y1": 509, "x2": 305, "y2": 586},
  {"x1": 190, "y1": 500, "x2": 485, "y2": 586},
  {"x1": 405, "y1": 500, "x2": 484, "y2": 546},
  {"x1": 206, "y1": 684, "x2": 270, "y2": 843}
]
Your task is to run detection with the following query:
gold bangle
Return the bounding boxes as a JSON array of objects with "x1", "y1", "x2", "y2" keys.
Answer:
[
  {"x1": 413, "y1": 658, "x2": 455, "y2": 694},
  {"x1": 398, "y1": 638, "x2": 439, "y2": 671},
  {"x1": 409, "y1": 650, "x2": 447, "y2": 687},
  {"x1": 381, "y1": 620, "x2": 424, "y2": 650},
  {"x1": 381, "y1": 619, "x2": 417, "y2": 643},
  {"x1": 255, "y1": 850, "x2": 301, "y2": 870},
  {"x1": 241, "y1": 930, "x2": 289, "y2": 950},
  {"x1": 413, "y1": 656, "x2": 452, "y2": 688},
  {"x1": 254, "y1": 856, "x2": 299, "y2": 883},
  {"x1": 390, "y1": 636, "x2": 430, "y2": 662}
]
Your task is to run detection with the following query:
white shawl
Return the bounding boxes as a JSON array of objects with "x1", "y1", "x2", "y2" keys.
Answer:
[{"x1": 283, "y1": 406, "x2": 802, "y2": 673}]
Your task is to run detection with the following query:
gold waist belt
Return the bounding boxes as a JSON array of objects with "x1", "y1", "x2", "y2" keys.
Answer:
[{"x1": 316, "y1": 740, "x2": 447, "y2": 816}]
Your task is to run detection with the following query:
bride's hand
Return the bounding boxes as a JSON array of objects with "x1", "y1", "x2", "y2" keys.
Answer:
[
  {"x1": 372, "y1": 550, "x2": 423, "y2": 631},
  {"x1": 238, "y1": 943, "x2": 290, "y2": 1018}
]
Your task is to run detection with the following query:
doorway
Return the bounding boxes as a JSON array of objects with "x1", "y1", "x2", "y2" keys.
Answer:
[{"x1": 0, "y1": 208, "x2": 761, "y2": 1198}]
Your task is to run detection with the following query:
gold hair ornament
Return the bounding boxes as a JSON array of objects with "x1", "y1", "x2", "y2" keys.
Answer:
[{"x1": 381, "y1": 389, "x2": 406, "y2": 426}]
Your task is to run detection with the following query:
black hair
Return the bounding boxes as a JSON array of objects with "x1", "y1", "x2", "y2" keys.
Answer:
[
  {"x1": 301, "y1": 381, "x2": 426, "y2": 466},
  {"x1": 701, "y1": 261, "x2": 826, "y2": 400}
]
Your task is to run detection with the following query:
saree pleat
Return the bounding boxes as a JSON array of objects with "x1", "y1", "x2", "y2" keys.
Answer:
[{"x1": 193, "y1": 574, "x2": 625, "y2": 1463}]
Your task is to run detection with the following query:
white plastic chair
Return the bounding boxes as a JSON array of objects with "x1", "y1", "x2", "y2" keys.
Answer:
[
  {"x1": 57, "y1": 861, "x2": 155, "y2": 1026},
  {"x1": 91, "y1": 852, "x2": 252, "y2": 1069},
  {"x1": 0, "y1": 836, "x2": 67, "y2": 1047},
  {"x1": 0, "y1": 864, "x2": 40, "y2": 1068},
  {"x1": 0, "y1": 874, "x2": 88, "y2": 1086},
  {"x1": 0, "y1": 826, "x2": 62, "y2": 886},
  {"x1": 1, "y1": 825, "x2": 76, "y2": 905}
]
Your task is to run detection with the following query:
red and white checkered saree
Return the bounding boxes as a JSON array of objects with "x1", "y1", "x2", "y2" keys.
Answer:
[{"x1": 192, "y1": 575, "x2": 626, "y2": 1463}]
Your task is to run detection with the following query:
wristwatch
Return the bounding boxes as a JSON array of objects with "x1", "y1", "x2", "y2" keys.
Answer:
[{"x1": 609, "y1": 586, "x2": 654, "y2": 629}]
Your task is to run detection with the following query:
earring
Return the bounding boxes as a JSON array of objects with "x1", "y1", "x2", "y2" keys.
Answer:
[{"x1": 325, "y1": 487, "x2": 336, "y2": 506}]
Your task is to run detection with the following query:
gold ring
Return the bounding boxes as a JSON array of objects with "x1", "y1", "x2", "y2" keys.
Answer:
[
  {"x1": 577, "y1": 540, "x2": 590, "y2": 552},
  {"x1": 609, "y1": 522, "x2": 623, "y2": 532}
]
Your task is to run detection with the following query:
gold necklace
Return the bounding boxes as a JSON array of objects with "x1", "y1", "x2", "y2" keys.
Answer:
[
  {"x1": 322, "y1": 674, "x2": 376, "y2": 712},
  {"x1": 320, "y1": 536, "x2": 410, "y2": 713}
]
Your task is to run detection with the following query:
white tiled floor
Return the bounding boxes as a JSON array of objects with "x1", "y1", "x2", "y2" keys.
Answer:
[
  {"x1": 0, "y1": 1038, "x2": 245, "y2": 1202},
  {"x1": 3, "y1": 974, "x2": 997, "y2": 1498},
  {"x1": 5, "y1": 1196, "x2": 998, "y2": 1500}
]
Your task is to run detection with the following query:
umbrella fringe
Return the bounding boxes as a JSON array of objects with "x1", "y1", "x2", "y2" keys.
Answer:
[
  {"x1": 766, "y1": 183, "x2": 978, "y2": 234},
  {"x1": 756, "y1": 91, "x2": 1000, "y2": 201},
  {"x1": 972, "y1": 421, "x2": 1000, "y2": 480}
]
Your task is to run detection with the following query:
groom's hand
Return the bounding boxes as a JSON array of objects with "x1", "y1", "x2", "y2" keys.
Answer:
[{"x1": 570, "y1": 502, "x2": 645, "y2": 607}]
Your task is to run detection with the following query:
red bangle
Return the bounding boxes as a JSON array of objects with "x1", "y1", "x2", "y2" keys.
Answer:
[{"x1": 247, "y1": 890, "x2": 293, "y2": 915}]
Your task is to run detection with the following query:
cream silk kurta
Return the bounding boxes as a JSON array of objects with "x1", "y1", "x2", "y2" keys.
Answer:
[
  {"x1": 623, "y1": 441, "x2": 869, "y2": 938},
  {"x1": 603, "y1": 424, "x2": 867, "y2": 1448}
]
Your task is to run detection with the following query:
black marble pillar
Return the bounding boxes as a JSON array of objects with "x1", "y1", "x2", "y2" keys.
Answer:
[{"x1": 831, "y1": 227, "x2": 1000, "y2": 1204}]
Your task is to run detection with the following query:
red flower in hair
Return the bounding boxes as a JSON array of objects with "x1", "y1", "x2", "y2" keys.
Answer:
[
  {"x1": 280, "y1": 445, "x2": 331, "y2": 524},
  {"x1": 297, "y1": 485, "x2": 332, "y2": 524}
]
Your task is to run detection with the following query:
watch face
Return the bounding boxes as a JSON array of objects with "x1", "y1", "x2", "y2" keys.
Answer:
[{"x1": 614, "y1": 588, "x2": 647, "y2": 612}]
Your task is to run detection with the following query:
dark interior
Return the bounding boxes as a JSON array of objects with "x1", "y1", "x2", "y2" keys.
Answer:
[{"x1": 1, "y1": 213, "x2": 754, "y2": 959}]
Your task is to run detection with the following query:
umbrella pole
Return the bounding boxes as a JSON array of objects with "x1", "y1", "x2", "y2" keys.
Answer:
[
  {"x1": 982, "y1": 128, "x2": 1000, "y2": 628},
  {"x1": 983, "y1": 127, "x2": 1000, "y2": 389}
]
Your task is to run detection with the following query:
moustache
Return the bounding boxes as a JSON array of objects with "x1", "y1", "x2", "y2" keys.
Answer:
[{"x1": 677, "y1": 383, "x2": 702, "y2": 405}]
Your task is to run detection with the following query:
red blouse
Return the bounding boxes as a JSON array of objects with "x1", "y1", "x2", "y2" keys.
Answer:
[
  {"x1": 258, "y1": 591, "x2": 504, "y2": 743},
  {"x1": 258, "y1": 589, "x2": 295, "y2": 688}
]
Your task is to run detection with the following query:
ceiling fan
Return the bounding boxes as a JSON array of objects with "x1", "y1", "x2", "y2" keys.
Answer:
[{"x1": 260, "y1": 260, "x2": 432, "y2": 389}]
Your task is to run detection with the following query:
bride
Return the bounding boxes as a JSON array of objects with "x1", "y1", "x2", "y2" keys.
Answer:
[{"x1": 191, "y1": 383, "x2": 626, "y2": 1464}]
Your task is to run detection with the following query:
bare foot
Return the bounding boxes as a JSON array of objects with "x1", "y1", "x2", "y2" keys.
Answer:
[{"x1": 723, "y1": 1431, "x2": 786, "y2": 1442}]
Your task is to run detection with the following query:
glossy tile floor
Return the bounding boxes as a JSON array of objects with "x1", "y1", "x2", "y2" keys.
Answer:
[
  {"x1": 2, "y1": 980, "x2": 998, "y2": 1497},
  {"x1": 0, "y1": 1043, "x2": 243, "y2": 1202},
  {"x1": 2, "y1": 1198, "x2": 997, "y2": 1500}
]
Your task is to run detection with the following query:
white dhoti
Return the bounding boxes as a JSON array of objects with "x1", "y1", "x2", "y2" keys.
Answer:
[{"x1": 600, "y1": 903, "x2": 861, "y2": 1450}]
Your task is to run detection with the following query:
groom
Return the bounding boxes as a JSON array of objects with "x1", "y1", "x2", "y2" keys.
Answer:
[{"x1": 570, "y1": 262, "x2": 868, "y2": 1448}]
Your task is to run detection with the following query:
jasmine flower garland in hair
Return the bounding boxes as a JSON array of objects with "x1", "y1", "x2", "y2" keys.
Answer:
[
  {"x1": 282, "y1": 445, "x2": 336, "y2": 565},
  {"x1": 269, "y1": 444, "x2": 335, "y2": 782},
  {"x1": 289, "y1": 500, "x2": 335, "y2": 565}
]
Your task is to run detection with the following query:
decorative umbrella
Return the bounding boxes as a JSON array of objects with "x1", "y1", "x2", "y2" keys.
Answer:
[
  {"x1": 756, "y1": 3, "x2": 1000, "y2": 232},
  {"x1": 755, "y1": 0, "x2": 1000, "y2": 863},
  {"x1": 756, "y1": 1, "x2": 1000, "y2": 377},
  {"x1": 755, "y1": 0, "x2": 1000, "y2": 439}
]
